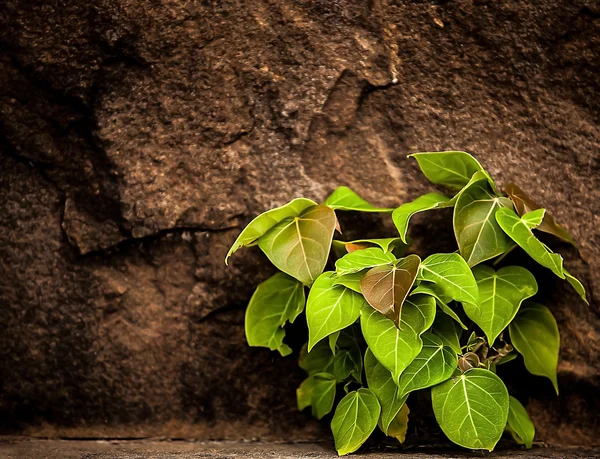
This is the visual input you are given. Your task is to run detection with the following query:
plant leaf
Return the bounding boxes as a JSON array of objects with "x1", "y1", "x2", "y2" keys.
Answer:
[
  {"x1": 345, "y1": 238, "x2": 406, "y2": 254},
  {"x1": 297, "y1": 377, "x2": 314, "y2": 411},
  {"x1": 467, "y1": 265, "x2": 538, "y2": 345},
  {"x1": 311, "y1": 373, "x2": 337, "y2": 419},
  {"x1": 245, "y1": 273, "x2": 305, "y2": 356},
  {"x1": 258, "y1": 205, "x2": 337, "y2": 285},
  {"x1": 360, "y1": 297, "x2": 432, "y2": 383},
  {"x1": 411, "y1": 283, "x2": 467, "y2": 329},
  {"x1": 408, "y1": 151, "x2": 493, "y2": 191},
  {"x1": 404, "y1": 294, "x2": 437, "y2": 335},
  {"x1": 453, "y1": 172, "x2": 514, "y2": 267},
  {"x1": 386, "y1": 403, "x2": 410, "y2": 443},
  {"x1": 335, "y1": 247, "x2": 397, "y2": 276},
  {"x1": 332, "y1": 271, "x2": 366, "y2": 293},
  {"x1": 364, "y1": 348, "x2": 408, "y2": 434},
  {"x1": 323, "y1": 186, "x2": 393, "y2": 212},
  {"x1": 306, "y1": 272, "x2": 365, "y2": 351},
  {"x1": 392, "y1": 193, "x2": 453, "y2": 244},
  {"x1": 331, "y1": 388, "x2": 381, "y2": 456},
  {"x1": 431, "y1": 312, "x2": 463, "y2": 354},
  {"x1": 564, "y1": 270, "x2": 588, "y2": 304},
  {"x1": 431, "y1": 368, "x2": 509, "y2": 451},
  {"x1": 397, "y1": 333, "x2": 457, "y2": 399},
  {"x1": 509, "y1": 302, "x2": 560, "y2": 394},
  {"x1": 495, "y1": 208, "x2": 565, "y2": 279},
  {"x1": 299, "y1": 341, "x2": 334, "y2": 375},
  {"x1": 419, "y1": 253, "x2": 479, "y2": 307},
  {"x1": 226, "y1": 198, "x2": 317, "y2": 264},
  {"x1": 507, "y1": 396, "x2": 535, "y2": 448},
  {"x1": 505, "y1": 183, "x2": 577, "y2": 246},
  {"x1": 360, "y1": 254, "x2": 421, "y2": 325}
]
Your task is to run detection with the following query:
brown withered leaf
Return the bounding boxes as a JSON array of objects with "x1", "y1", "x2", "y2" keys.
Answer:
[
  {"x1": 504, "y1": 183, "x2": 577, "y2": 247},
  {"x1": 360, "y1": 254, "x2": 421, "y2": 326}
]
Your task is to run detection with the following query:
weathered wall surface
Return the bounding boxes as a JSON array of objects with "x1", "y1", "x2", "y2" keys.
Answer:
[{"x1": 1, "y1": 0, "x2": 599, "y2": 446}]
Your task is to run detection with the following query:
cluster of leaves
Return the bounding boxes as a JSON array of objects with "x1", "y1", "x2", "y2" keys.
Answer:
[{"x1": 226, "y1": 151, "x2": 587, "y2": 455}]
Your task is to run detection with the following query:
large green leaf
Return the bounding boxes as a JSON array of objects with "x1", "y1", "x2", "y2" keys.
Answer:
[
  {"x1": 509, "y1": 302, "x2": 559, "y2": 394},
  {"x1": 505, "y1": 183, "x2": 577, "y2": 246},
  {"x1": 392, "y1": 193, "x2": 452, "y2": 244},
  {"x1": 411, "y1": 283, "x2": 467, "y2": 329},
  {"x1": 306, "y1": 272, "x2": 365, "y2": 350},
  {"x1": 332, "y1": 271, "x2": 365, "y2": 293},
  {"x1": 397, "y1": 333, "x2": 457, "y2": 399},
  {"x1": 311, "y1": 373, "x2": 337, "y2": 419},
  {"x1": 495, "y1": 208, "x2": 565, "y2": 278},
  {"x1": 360, "y1": 296, "x2": 433, "y2": 383},
  {"x1": 408, "y1": 151, "x2": 492, "y2": 191},
  {"x1": 432, "y1": 368, "x2": 509, "y2": 451},
  {"x1": 331, "y1": 388, "x2": 381, "y2": 456},
  {"x1": 468, "y1": 265, "x2": 538, "y2": 345},
  {"x1": 245, "y1": 273, "x2": 305, "y2": 356},
  {"x1": 226, "y1": 198, "x2": 317, "y2": 264},
  {"x1": 335, "y1": 247, "x2": 396, "y2": 276},
  {"x1": 564, "y1": 270, "x2": 588, "y2": 304},
  {"x1": 323, "y1": 186, "x2": 393, "y2": 212},
  {"x1": 364, "y1": 349, "x2": 407, "y2": 434},
  {"x1": 419, "y1": 253, "x2": 479, "y2": 307},
  {"x1": 360, "y1": 255, "x2": 421, "y2": 325},
  {"x1": 507, "y1": 396, "x2": 535, "y2": 448},
  {"x1": 453, "y1": 172, "x2": 514, "y2": 267},
  {"x1": 258, "y1": 205, "x2": 337, "y2": 285},
  {"x1": 431, "y1": 312, "x2": 463, "y2": 354}
]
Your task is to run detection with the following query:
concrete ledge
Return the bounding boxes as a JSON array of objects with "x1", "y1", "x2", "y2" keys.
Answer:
[{"x1": 0, "y1": 438, "x2": 598, "y2": 459}]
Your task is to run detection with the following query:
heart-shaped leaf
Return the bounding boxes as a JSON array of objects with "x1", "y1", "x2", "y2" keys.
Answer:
[
  {"x1": 505, "y1": 183, "x2": 577, "y2": 246},
  {"x1": 397, "y1": 333, "x2": 457, "y2": 399},
  {"x1": 408, "y1": 151, "x2": 494, "y2": 191},
  {"x1": 495, "y1": 208, "x2": 564, "y2": 278},
  {"x1": 411, "y1": 283, "x2": 467, "y2": 329},
  {"x1": 404, "y1": 294, "x2": 437, "y2": 335},
  {"x1": 306, "y1": 272, "x2": 366, "y2": 350},
  {"x1": 360, "y1": 254, "x2": 421, "y2": 325},
  {"x1": 332, "y1": 271, "x2": 365, "y2": 293},
  {"x1": 509, "y1": 302, "x2": 559, "y2": 394},
  {"x1": 258, "y1": 204, "x2": 337, "y2": 285},
  {"x1": 432, "y1": 368, "x2": 509, "y2": 451},
  {"x1": 331, "y1": 388, "x2": 381, "y2": 456},
  {"x1": 467, "y1": 265, "x2": 538, "y2": 345},
  {"x1": 335, "y1": 247, "x2": 397, "y2": 276},
  {"x1": 245, "y1": 273, "x2": 305, "y2": 356},
  {"x1": 364, "y1": 348, "x2": 408, "y2": 434},
  {"x1": 324, "y1": 186, "x2": 393, "y2": 212},
  {"x1": 393, "y1": 193, "x2": 453, "y2": 244},
  {"x1": 507, "y1": 396, "x2": 535, "y2": 448},
  {"x1": 431, "y1": 312, "x2": 463, "y2": 354},
  {"x1": 226, "y1": 198, "x2": 317, "y2": 264},
  {"x1": 453, "y1": 172, "x2": 514, "y2": 266},
  {"x1": 419, "y1": 253, "x2": 479, "y2": 307}
]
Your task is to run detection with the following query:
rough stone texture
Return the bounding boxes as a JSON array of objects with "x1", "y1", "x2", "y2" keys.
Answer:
[{"x1": 0, "y1": 0, "x2": 599, "y2": 447}]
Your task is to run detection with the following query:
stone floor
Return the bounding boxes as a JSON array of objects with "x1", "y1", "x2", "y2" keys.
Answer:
[{"x1": 0, "y1": 439, "x2": 598, "y2": 459}]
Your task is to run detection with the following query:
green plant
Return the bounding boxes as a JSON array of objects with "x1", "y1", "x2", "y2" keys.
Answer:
[{"x1": 225, "y1": 151, "x2": 587, "y2": 454}]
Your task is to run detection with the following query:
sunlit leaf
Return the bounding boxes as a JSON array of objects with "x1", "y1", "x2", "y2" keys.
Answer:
[
  {"x1": 397, "y1": 333, "x2": 457, "y2": 399},
  {"x1": 507, "y1": 396, "x2": 535, "y2": 448},
  {"x1": 564, "y1": 270, "x2": 588, "y2": 304},
  {"x1": 332, "y1": 271, "x2": 365, "y2": 293},
  {"x1": 403, "y1": 294, "x2": 437, "y2": 335},
  {"x1": 495, "y1": 208, "x2": 565, "y2": 279},
  {"x1": 331, "y1": 388, "x2": 381, "y2": 456},
  {"x1": 392, "y1": 193, "x2": 453, "y2": 244},
  {"x1": 432, "y1": 368, "x2": 509, "y2": 451},
  {"x1": 509, "y1": 302, "x2": 559, "y2": 394},
  {"x1": 364, "y1": 348, "x2": 407, "y2": 434},
  {"x1": 360, "y1": 255, "x2": 421, "y2": 325},
  {"x1": 419, "y1": 253, "x2": 479, "y2": 307},
  {"x1": 258, "y1": 205, "x2": 336, "y2": 285},
  {"x1": 467, "y1": 265, "x2": 538, "y2": 345},
  {"x1": 453, "y1": 172, "x2": 514, "y2": 266},
  {"x1": 386, "y1": 403, "x2": 410, "y2": 443},
  {"x1": 245, "y1": 273, "x2": 305, "y2": 356},
  {"x1": 306, "y1": 272, "x2": 365, "y2": 350},
  {"x1": 335, "y1": 247, "x2": 396, "y2": 276},
  {"x1": 411, "y1": 283, "x2": 467, "y2": 329},
  {"x1": 226, "y1": 198, "x2": 316, "y2": 264},
  {"x1": 408, "y1": 151, "x2": 494, "y2": 191},
  {"x1": 324, "y1": 186, "x2": 393, "y2": 212},
  {"x1": 431, "y1": 312, "x2": 463, "y2": 354},
  {"x1": 505, "y1": 183, "x2": 577, "y2": 246}
]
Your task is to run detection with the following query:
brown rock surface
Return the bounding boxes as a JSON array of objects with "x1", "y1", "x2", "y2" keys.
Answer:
[{"x1": 0, "y1": 0, "x2": 599, "y2": 446}]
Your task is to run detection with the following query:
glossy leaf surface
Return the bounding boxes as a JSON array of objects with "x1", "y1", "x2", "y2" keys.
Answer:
[
  {"x1": 324, "y1": 186, "x2": 393, "y2": 212},
  {"x1": 335, "y1": 247, "x2": 396, "y2": 276},
  {"x1": 332, "y1": 271, "x2": 365, "y2": 294},
  {"x1": 419, "y1": 253, "x2": 479, "y2": 307},
  {"x1": 411, "y1": 283, "x2": 467, "y2": 329},
  {"x1": 431, "y1": 312, "x2": 463, "y2": 354},
  {"x1": 245, "y1": 273, "x2": 305, "y2": 356},
  {"x1": 507, "y1": 396, "x2": 535, "y2": 448},
  {"x1": 311, "y1": 373, "x2": 337, "y2": 419},
  {"x1": 408, "y1": 151, "x2": 490, "y2": 191},
  {"x1": 432, "y1": 368, "x2": 509, "y2": 451},
  {"x1": 393, "y1": 193, "x2": 452, "y2": 243}
]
